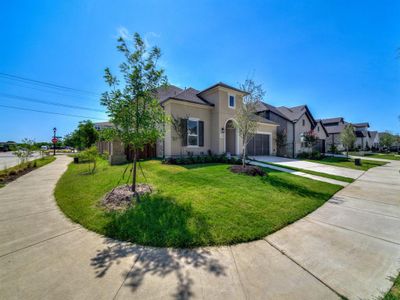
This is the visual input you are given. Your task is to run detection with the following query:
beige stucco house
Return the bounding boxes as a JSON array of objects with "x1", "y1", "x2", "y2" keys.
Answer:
[{"x1": 98, "y1": 82, "x2": 279, "y2": 164}]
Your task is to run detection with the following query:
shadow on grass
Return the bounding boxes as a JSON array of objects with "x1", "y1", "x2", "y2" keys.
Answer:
[
  {"x1": 181, "y1": 163, "x2": 224, "y2": 170},
  {"x1": 91, "y1": 195, "x2": 226, "y2": 299},
  {"x1": 104, "y1": 195, "x2": 213, "y2": 248},
  {"x1": 260, "y1": 174, "x2": 335, "y2": 200}
]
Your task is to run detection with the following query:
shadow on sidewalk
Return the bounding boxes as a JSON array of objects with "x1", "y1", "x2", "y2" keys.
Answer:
[{"x1": 90, "y1": 239, "x2": 226, "y2": 299}]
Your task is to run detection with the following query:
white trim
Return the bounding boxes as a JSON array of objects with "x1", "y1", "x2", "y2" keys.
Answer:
[
  {"x1": 228, "y1": 94, "x2": 236, "y2": 109},
  {"x1": 224, "y1": 118, "x2": 239, "y2": 155},
  {"x1": 187, "y1": 118, "x2": 199, "y2": 147}
]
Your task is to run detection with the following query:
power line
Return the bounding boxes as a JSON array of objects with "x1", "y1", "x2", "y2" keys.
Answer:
[
  {"x1": 0, "y1": 72, "x2": 99, "y2": 96},
  {"x1": 0, "y1": 78, "x2": 99, "y2": 100},
  {"x1": 0, "y1": 92, "x2": 106, "y2": 113},
  {"x1": 0, "y1": 104, "x2": 104, "y2": 120}
]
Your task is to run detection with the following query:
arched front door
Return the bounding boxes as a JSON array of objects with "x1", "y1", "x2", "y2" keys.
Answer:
[{"x1": 225, "y1": 120, "x2": 236, "y2": 155}]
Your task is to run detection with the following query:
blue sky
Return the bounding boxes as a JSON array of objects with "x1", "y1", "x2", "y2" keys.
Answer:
[{"x1": 0, "y1": 0, "x2": 399, "y2": 142}]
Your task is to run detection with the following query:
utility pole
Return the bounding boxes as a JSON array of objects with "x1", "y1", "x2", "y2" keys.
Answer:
[{"x1": 52, "y1": 127, "x2": 57, "y2": 156}]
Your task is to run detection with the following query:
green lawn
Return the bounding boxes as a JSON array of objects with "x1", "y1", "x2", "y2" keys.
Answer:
[
  {"x1": 384, "y1": 274, "x2": 400, "y2": 300},
  {"x1": 252, "y1": 160, "x2": 354, "y2": 183},
  {"x1": 305, "y1": 157, "x2": 387, "y2": 171},
  {"x1": 55, "y1": 159, "x2": 342, "y2": 247}
]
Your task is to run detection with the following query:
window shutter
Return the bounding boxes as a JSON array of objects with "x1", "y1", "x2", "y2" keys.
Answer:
[
  {"x1": 182, "y1": 118, "x2": 188, "y2": 146},
  {"x1": 199, "y1": 121, "x2": 204, "y2": 147}
]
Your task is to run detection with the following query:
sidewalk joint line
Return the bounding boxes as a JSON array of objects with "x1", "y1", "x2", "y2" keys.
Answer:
[
  {"x1": 228, "y1": 246, "x2": 248, "y2": 300},
  {"x1": 326, "y1": 202, "x2": 400, "y2": 220},
  {"x1": 306, "y1": 218, "x2": 400, "y2": 246},
  {"x1": 0, "y1": 227, "x2": 80, "y2": 259},
  {"x1": 112, "y1": 248, "x2": 143, "y2": 300},
  {"x1": 0, "y1": 208, "x2": 59, "y2": 222},
  {"x1": 263, "y1": 239, "x2": 346, "y2": 299}
]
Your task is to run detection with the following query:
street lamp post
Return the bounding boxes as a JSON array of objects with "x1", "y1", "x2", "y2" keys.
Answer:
[{"x1": 53, "y1": 127, "x2": 57, "y2": 156}]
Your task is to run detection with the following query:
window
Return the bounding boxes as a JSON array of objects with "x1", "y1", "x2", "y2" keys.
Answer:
[
  {"x1": 228, "y1": 94, "x2": 235, "y2": 108},
  {"x1": 317, "y1": 126, "x2": 320, "y2": 132},
  {"x1": 302, "y1": 119, "x2": 305, "y2": 126},
  {"x1": 187, "y1": 119, "x2": 198, "y2": 146}
]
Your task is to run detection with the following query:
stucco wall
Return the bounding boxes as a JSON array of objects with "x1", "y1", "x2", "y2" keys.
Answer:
[{"x1": 164, "y1": 100, "x2": 212, "y2": 157}]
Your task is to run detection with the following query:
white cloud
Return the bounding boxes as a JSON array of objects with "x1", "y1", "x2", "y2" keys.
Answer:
[{"x1": 115, "y1": 26, "x2": 132, "y2": 41}]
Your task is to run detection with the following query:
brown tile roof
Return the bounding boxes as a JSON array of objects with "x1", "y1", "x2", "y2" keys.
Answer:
[
  {"x1": 276, "y1": 105, "x2": 307, "y2": 121},
  {"x1": 255, "y1": 101, "x2": 291, "y2": 121},
  {"x1": 352, "y1": 122, "x2": 370, "y2": 128},
  {"x1": 157, "y1": 85, "x2": 213, "y2": 106}
]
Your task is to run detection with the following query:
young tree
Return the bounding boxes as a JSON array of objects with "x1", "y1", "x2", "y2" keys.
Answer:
[
  {"x1": 13, "y1": 138, "x2": 35, "y2": 165},
  {"x1": 380, "y1": 131, "x2": 395, "y2": 150},
  {"x1": 171, "y1": 114, "x2": 189, "y2": 156},
  {"x1": 340, "y1": 124, "x2": 356, "y2": 157},
  {"x1": 302, "y1": 130, "x2": 318, "y2": 152},
  {"x1": 101, "y1": 32, "x2": 168, "y2": 196},
  {"x1": 235, "y1": 79, "x2": 265, "y2": 167},
  {"x1": 275, "y1": 129, "x2": 287, "y2": 157}
]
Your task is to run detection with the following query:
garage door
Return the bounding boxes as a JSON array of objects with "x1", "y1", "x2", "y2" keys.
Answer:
[{"x1": 246, "y1": 134, "x2": 270, "y2": 156}]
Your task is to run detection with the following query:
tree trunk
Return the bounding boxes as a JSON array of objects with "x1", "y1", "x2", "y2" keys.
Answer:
[
  {"x1": 132, "y1": 148, "x2": 137, "y2": 193},
  {"x1": 242, "y1": 145, "x2": 246, "y2": 167}
]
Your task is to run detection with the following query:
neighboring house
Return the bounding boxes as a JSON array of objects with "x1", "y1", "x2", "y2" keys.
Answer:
[
  {"x1": 97, "y1": 82, "x2": 279, "y2": 164},
  {"x1": 353, "y1": 122, "x2": 370, "y2": 150},
  {"x1": 320, "y1": 117, "x2": 347, "y2": 151},
  {"x1": 322, "y1": 118, "x2": 377, "y2": 151},
  {"x1": 368, "y1": 131, "x2": 380, "y2": 149},
  {"x1": 256, "y1": 102, "x2": 328, "y2": 157}
]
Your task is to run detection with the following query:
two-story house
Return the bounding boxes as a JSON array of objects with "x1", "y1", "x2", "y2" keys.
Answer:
[
  {"x1": 256, "y1": 102, "x2": 328, "y2": 157},
  {"x1": 100, "y1": 82, "x2": 279, "y2": 164}
]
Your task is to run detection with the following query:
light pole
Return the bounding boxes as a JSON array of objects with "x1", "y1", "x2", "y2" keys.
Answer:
[{"x1": 53, "y1": 127, "x2": 57, "y2": 156}]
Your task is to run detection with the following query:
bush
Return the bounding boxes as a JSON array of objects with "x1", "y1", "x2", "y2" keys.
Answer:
[
  {"x1": 78, "y1": 146, "x2": 99, "y2": 173},
  {"x1": 162, "y1": 154, "x2": 243, "y2": 166},
  {"x1": 8, "y1": 170, "x2": 17, "y2": 176}
]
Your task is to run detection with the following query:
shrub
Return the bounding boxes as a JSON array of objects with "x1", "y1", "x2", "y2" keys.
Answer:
[
  {"x1": 162, "y1": 154, "x2": 244, "y2": 166},
  {"x1": 8, "y1": 170, "x2": 17, "y2": 176}
]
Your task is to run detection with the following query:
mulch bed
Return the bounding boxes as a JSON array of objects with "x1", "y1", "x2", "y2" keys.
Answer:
[
  {"x1": 101, "y1": 183, "x2": 152, "y2": 211},
  {"x1": 0, "y1": 166, "x2": 37, "y2": 186},
  {"x1": 229, "y1": 165, "x2": 267, "y2": 177}
]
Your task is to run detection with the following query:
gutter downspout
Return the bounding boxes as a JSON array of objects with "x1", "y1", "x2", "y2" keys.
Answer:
[{"x1": 292, "y1": 121, "x2": 296, "y2": 158}]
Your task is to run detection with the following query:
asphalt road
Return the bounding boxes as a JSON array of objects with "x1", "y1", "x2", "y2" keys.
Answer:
[{"x1": 0, "y1": 151, "x2": 41, "y2": 170}]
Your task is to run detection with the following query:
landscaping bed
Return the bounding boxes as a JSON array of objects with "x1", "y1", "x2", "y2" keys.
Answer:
[
  {"x1": 0, "y1": 156, "x2": 56, "y2": 187},
  {"x1": 55, "y1": 159, "x2": 342, "y2": 247}
]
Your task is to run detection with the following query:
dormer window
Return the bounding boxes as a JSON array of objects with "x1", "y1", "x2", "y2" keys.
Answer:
[{"x1": 228, "y1": 94, "x2": 235, "y2": 108}]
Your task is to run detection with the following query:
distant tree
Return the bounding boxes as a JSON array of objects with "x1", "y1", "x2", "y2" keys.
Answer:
[
  {"x1": 235, "y1": 79, "x2": 265, "y2": 167},
  {"x1": 340, "y1": 124, "x2": 356, "y2": 157},
  {"x1": 101, "y1": 32, "x2": 168, "y2": 197},
  {"x1": 380, "y1": 131, "x2": 395, "y2": 149},
  {"x1": 64, "y1": 120, "x2": 99, "y2": 150}
]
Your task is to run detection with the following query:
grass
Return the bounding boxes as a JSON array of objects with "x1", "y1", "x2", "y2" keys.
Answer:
[
  {"x1": 357, "y1": 153, "x2": 400, "y2": 161},
  {"x1": 305, "y1": 156, "x2": 387, "y2": 171},
  {"x1": 251, "y1": 159, "x2": 354, "y2": 183},
  {"x1": 0, "y1": 156, "x2": 56, "y2": 187},
  {"x1": 55, "y1": 159, "x2": 342, "y2": 247},
  {"x1": 384, "y1": 274, "x2": 400, "y2": 300}
]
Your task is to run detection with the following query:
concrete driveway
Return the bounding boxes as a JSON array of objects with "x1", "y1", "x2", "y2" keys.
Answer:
[
  {"x1": 0, "y1": 156, "x2": 399, "y2": 299},
  {"x1": 252, "y1": 155, "x2": 364, "y2": 179}
]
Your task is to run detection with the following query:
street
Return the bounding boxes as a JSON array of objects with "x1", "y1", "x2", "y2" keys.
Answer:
[{"x1": 0, "y1": 151, "x2": 41, "y2": 170}]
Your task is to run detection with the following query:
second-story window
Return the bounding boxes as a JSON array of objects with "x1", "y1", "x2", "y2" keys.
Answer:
[
  {"x1": 302, "y1": 119, "x2": 305, "y2": 126},
  {"x1": 228, "y1": 94, "x2": 235, "y2": 108},
  {"x1": 317, "y1": 126, "x2": 320, "y2": 132}
]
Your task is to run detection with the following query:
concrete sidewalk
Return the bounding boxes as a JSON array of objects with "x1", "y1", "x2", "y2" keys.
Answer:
[
  {"x1": 251, "y1": 155, "x2": 364, "y2": 179},
  {"x1": 0, "y1": 156, "x2": 399, "y2": 299},
  {"x1": 249, "y1": 160, "x2": 349, "y2": 186}
]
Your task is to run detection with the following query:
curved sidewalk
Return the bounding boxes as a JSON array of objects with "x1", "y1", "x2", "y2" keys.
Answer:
[{"x1": 0, "y1": 156, "x2": 399, "y2": 300}]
